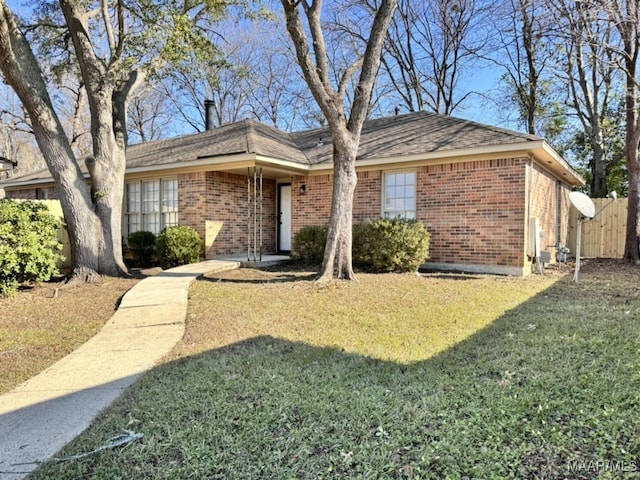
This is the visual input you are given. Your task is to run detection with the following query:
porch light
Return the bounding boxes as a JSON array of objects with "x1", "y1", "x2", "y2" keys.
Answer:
[{"x1": 300, "y1": 184, "x2": 306, "y2": 195}]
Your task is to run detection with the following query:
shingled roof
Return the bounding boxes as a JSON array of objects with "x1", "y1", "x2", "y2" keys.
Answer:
[
  {"x1": 293, "y1": 111, "x2": 541, "y2": 164},
  {"x1": 126, "y1": 119, "x2": 306, "y2": 168},
  {"x1": 125, "y1": 110, "x2": 545, "y2": 168},
  {"x1": 2, "y1": 111, "x2": 582, "y2": 187}
]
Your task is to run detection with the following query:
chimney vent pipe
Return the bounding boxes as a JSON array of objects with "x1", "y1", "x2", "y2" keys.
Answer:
[{"x1": 204, "y1": 99, "x2": 215, "y2": 131}]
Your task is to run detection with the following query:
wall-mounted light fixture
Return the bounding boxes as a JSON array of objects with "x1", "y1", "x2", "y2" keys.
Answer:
[{"x1": 300, "y1": 184, "x2": 306, "y2": 195}]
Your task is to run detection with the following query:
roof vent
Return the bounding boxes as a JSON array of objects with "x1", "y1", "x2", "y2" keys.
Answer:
[{"x1": 317, "y1": 138, "x2": 324, "y2": 147}]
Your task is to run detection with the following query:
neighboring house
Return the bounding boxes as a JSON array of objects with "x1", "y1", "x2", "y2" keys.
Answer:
[
  {"x1": 0, "y1": 111, "x2": 584, "y2": 276},
  {"x1": 0, "y1": 156, "x2": 17, "y2": 197},
  {"x1": 0, "y1": 156, "x2": 16, "y2": 171}
]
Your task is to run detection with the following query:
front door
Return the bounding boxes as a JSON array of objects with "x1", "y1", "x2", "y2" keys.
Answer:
[{"x1": 278, "y1": 184, "x2": 292, "y2": 252}]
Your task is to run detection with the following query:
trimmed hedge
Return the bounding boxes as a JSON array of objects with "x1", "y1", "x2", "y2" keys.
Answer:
[
  {"x1": 0, "y1": 200, "x2": 64, "y2": 295},
  {"x1": 353, "y1": 218, "x2": 430, "y2": 273},
  {"x1": 127, "y1": 231, "x2": 156, "y2": 267},
  {"x1": 291, "y1": 219, "x2": 431, "y2": 273},
  {"x1": 291, "y1": 225, "x2": 329, "y2": 266},
  {"x1": 156, "y1": 226, "x2": 201, "y2": 269}
]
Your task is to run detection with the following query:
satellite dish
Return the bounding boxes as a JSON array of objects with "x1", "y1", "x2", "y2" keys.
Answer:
[{"x1": 569, "y1": 191, "x2": 595, "y2": 219}]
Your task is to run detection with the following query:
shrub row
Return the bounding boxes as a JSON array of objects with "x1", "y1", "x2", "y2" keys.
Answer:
[
  {"x1": 128, "y1": 226, "x2": 201, "y2": 269},
  {"x1": 0, "y1": 200, "x2": 64, "y2": 296},
  {"x1": 291, "y1": 218, "x2": 430, "y2": 273}
]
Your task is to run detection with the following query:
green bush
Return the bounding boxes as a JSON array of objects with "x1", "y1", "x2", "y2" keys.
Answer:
[
  {"x1": 353, "y1": 218, "x2": 430, "y2": 273},
  {"x1": 0, "y1": 199, "x2": 64, "y2": 295},
  {"x1": 156, "y1": 226, "x2": 201, "y2": 269},
  {"x1": 127, "y1": 231, "x2": 156, "y2": 267},
  {"x1": 291, "y1": 225, "x2": 328, "y2": 266}
]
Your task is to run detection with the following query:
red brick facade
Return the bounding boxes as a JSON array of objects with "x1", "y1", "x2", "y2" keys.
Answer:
[
  {"x1": 179, "y1": 171, "x2": 276, "y2": 257},
  {"x1": 527, "y1": 162, "x2": 572, "y2": 263},
  {"x1": 4, "y1": 157, "x2": 572, "y2": 275},
  {"x1": 290, "y1": 157, "x2": 572, "y2": 275}
]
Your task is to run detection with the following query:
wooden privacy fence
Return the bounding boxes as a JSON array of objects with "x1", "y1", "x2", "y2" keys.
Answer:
[{"x1": 567, "y1": 197, "x2": 628, "y2": 259}]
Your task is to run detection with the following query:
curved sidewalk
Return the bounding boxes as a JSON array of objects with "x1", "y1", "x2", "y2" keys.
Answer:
[{"x1": 0, "y1": 260, "x2": 239, "y2": 480}]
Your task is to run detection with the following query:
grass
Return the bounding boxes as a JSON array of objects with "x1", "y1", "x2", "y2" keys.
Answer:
[
  {"x1": 0, "y1": 277, "x2": 139, "y2": 394},
  {"x1": 26, "y1": 261, "x2": 640, "y2": 479}
]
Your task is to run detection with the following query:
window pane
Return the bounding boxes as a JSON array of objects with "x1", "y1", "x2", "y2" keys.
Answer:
[
  {"x1": 126, "y1": 182, "x2": 140, "y2": 213},
  {"x1": 387, "y1": 174, "x2": 396, "y2": 186},
  {"x1": 406, "y1": 172, "x2": 415, "y2": 185},
  {"x1": 126, "y1": 213, "x2": 141, "y2": 235},
  {"x1": 384, "y1": 171, "x2": 416, "y2": 219},
  {"x1": 405, "y1": 198, "x2": 415, "y2": 210},
  {"x1": 162, "y1": 179, "x2": 178, "y2": 211},
  {"x1": 143, "y1": 180, "x2": 160, "y2": 213},
  {"x1": 143, "y1": 213, "x2": 160, "y2": 234}
]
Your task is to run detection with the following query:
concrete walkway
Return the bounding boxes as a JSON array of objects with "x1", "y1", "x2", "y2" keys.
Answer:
[{"x1": 0, "y1": 259, "x2": 240, "y2": 480}]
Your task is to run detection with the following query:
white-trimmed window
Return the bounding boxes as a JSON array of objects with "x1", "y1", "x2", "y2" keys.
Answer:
[
  {"x1": 124, "y1": 178, "x2": 178, "y2": 237},
  {"x1": 383, "y1": 171, "x2": 416, "y2": 219}
]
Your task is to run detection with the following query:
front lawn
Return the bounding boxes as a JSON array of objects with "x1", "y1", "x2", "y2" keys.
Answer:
[
  {"x1": 0, "y1": 277, "x2": 139, "y2": 394},
  {"x1": 30, "y1": 261, "x2": 640, "y2": 479}
]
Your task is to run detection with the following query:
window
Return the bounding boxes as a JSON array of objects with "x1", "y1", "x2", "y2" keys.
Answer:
[
  {"x1": 383, "y1": 171, "x2": 416, "y2": 219},
  {"x1": 124, "y1": 178, "x2": 178, "y2": 237}
]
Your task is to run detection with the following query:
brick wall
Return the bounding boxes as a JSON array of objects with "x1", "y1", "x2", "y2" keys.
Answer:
[
  {"x1": 291, "y1": 170, "x2": 383, "y2": 231},
  {"x1": 291, "y1": 158, "x2": 532, "y2": 273},
  {"x1": 4, "y1": 186, "x2": 58, "y2": 200},
  {"x1": 527, "y1": 162, "x2": 572, "y2": 263},
  {"x1": 417, "y1": 158, "x2": 528, "y2": 269},
  {"x1": 178, "y1": 171, "x2": 276, "y2": 257}
]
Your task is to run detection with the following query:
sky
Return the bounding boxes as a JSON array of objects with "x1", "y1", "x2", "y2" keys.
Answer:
[{"x1": 2, "y1": 0, "x2": 521, "y2": 136}]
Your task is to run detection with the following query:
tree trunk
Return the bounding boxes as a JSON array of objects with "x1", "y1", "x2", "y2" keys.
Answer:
[
  {"x1": 623, "y1": 68, "x2": 640, "y2": 264},
  {"x1": 624, "y1": 142, "x2": 640, "y2": 263},
  {"x1": 318, "y1": 140, "x2": 358, "y2": 281},
  {"x1": 591, "y1": 139, "x2": 608, "y2": 198},
  {"x1": 0, "y1": 0, "x2": 126, "y2": 281},
  {"x1": 0, "y1": 0, "x2": 103, "y2": 279},
  {"x1": 85, "y1": 94, "x2": 128, "y2": 277}
]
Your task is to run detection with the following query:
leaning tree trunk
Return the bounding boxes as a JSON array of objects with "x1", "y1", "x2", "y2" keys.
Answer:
[{"x1": 318, "y1": 141, "x2": 359, "y2": 282}]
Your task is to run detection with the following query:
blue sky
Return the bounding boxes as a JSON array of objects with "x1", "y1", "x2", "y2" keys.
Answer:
[{"x1": 3, "y1": 0, "x2": 520, "y2": 135}]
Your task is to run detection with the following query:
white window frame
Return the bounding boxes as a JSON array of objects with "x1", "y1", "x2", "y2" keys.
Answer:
[
  {"x1": 124, "y1": 177, "x2": 178, "y2": 239},
  {"x1": 382, "y1": 170, "x2": 416, "y2": 219}
]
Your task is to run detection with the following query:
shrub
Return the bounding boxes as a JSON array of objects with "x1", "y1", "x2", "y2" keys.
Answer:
[
  {"x1": 127, "y1": 231, "x2": 156, "y2": 267},
  {"x1": 0, "y1": 200, "x2": 64, "y2": 295},
  {"x1": 353, "y1": 218, "x2": 430, "y2": 273},
  {"x1": 291, "y1": 225, "x2": 328, "y2": 266},
  {"x1": 156, "y1": 226, "x2": 201, "y2": 269}
]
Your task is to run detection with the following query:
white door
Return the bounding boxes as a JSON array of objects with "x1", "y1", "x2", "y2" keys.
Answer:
[{"x1": 279, "y1": 184, "x2": 292, "y2": 251}]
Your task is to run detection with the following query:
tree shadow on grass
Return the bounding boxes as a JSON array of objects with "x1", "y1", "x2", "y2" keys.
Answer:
[{"x1": 27, "y1": 271, "x2": 640, "y2": 480}]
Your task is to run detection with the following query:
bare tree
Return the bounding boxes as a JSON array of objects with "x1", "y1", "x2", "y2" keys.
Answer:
[
  {"x1": 379, "y1": 0, "x2": 490, "y2": 114},
  {"x1": 248, "y1": 34, "x2": 316, "y2": 130},
  {"x1": 491, "y1": 0, "x2": 555, "y2": 135},
  {"x1": 281, "y1": 0, "x2": 398, "y2": 281},
  {"x1": 550, "y1": 0, "x2": 622, "y2": 198},
  {"x1": 128, "y1": 86, "x2": 176, "y2": 143},
  {"x1": 0, "y1": 83, "x2": 43, "y2": 174}
]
